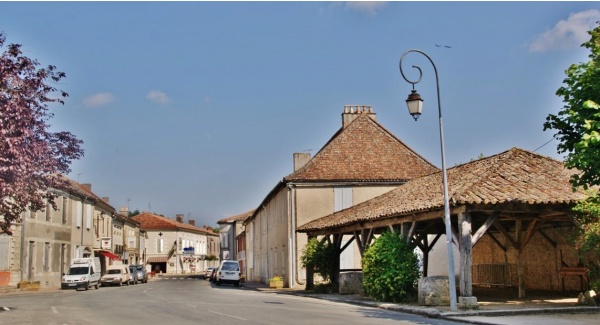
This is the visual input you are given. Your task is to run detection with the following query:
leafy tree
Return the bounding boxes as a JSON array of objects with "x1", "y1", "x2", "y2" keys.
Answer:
[
  {"x1": 0, "y1": 33, "x2": 83, "y2": 235},
  {"x1": 362, "y1": 231, "x2": 420, "y2": 303},
  {"x1": 572, "y1": 192, "x2": 600, "y2": 252},
  {"x1": 128, "y1": 209, "x2": 141, "y2": 218},
  {"x1": 300, "y1": 237, "x2": 336, "y2": 282},
  {"x1": 543, "y1": 22, "x2": 600, "y2": 189}
]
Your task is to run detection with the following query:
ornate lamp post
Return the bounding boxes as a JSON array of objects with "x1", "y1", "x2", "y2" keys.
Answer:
[{"x1": 399, "y1": 49, "x2": 457, "y2": 311}]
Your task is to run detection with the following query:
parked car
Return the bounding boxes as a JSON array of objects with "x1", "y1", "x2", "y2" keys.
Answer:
[
  {"x1": 209, "y1": 268, "x2": 217, "y2": 282},
  {"x1": 128, "y1": 265, "x2": 138, "y2": 285},
  {"x1": 132, "y1": 264, "x2": 148, "y2": 283},
  {"x1": 100, "y1": 264, "x2": 131, "y2": 287},
  {"x1": 215, "y1": 260, "x2": 240, "y2": 287},
  {"x1": 204, "y1": 267, "x2": 215, "y2": 280}
]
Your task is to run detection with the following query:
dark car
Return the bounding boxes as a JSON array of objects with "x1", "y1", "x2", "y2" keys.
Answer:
[
  {"x1": 132, "y1": 264, "x2": 148, "y2": 283},
  {"x1": 128, "y1": 265, "x2": 138, "y2": 285},
  {"x1": 204, "y1": 267, "x2": 215, "y2": 280},
  {"x1": 209, "y1": 268, "x2": 217, "y2": 282}
]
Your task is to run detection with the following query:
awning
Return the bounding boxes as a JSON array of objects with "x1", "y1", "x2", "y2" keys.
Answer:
[
  {"x1": 147, "y1": 256, "x2": 168, "y2": 263},
  {"x1": 98, "y1": 250, "x2": 121, "y2": 261}
]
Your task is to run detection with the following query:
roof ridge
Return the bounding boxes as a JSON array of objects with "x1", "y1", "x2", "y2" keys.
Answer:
[{"x1": 284, "y1": 114, "x2": 438, "y2": 181}]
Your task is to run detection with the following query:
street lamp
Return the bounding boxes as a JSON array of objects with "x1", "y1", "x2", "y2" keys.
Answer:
[{"x1": 399, "y1": 49, "x2": 458, "y2": 311}]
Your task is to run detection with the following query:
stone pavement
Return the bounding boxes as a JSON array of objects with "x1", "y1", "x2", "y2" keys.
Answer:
[{"x1": 240, "y1": 282, "x2": 600, "y2": 325}]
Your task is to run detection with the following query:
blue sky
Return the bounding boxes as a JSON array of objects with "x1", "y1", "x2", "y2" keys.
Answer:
[{"x1": 2, "y1": 2, "x2": 599, "y2": 227}]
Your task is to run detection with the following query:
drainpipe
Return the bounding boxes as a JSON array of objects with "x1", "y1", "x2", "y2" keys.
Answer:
[
  {"x1": 288, "y1": 183, "x2": 305, "y2": 286},
  {"x1": 19, "y1": 214, "x2": 26, "y2": 282}
]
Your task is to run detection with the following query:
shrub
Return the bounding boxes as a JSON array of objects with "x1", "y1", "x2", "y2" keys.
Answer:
[
  {"x1": 300, "y1": 238, "x2": 336, "y2": 282},
  {"x1": 362, "y1": 231, "x2": 420, "y2": 303}
]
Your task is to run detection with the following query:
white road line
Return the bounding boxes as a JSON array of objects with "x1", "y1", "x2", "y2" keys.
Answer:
[
  {"x1": 208, "y1": 310, "x2": 247, "y2": 321},
  {"x1": 186, "y1": 304, "x2": 196, "y2": 308},
  {"x1": 51, "y1": 306, "x2": 59, "y2": 314}
]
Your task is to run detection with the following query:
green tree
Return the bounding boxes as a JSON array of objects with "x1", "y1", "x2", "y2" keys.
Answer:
[
  {"x1": 544, "y1": 22, "x2": 600, "y2": 189},
  {"x1": 544, "y1": 22, "x2": 600, "y2": 292},
  {"x1": 361, "y1": 231, "x2": 420, "y2": 303},
  {"x1": 300, "y1": 237, "x2": 336, "y2": 282}
]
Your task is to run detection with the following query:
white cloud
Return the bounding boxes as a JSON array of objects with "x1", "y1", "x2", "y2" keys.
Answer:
[
  {"x1": 345, "y1": 1, "x2": 388, "y2": 16},
  {"x1": 83, "y1": 93, "x2": 115, "y2": 108},
  {"x1": 146, "y1": 90, "x2": 171, "y2": 105},
  {"x1": 529, "y1": 9, "x2": 600, "y2": 52}
]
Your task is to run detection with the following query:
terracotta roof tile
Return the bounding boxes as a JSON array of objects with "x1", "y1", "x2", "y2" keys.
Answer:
[
  {"x1": 132, "y1": 212, "x2": 217, "y2": 235},
  {"x1": 218, "y1": 209, "x2": 255, "y2": 224},
  {"x1": 284, "y1": 115, "x2": 438, "y2": 182},
  {"x1": 298, "y1": 148, "x2": 588, "y2": 232}
]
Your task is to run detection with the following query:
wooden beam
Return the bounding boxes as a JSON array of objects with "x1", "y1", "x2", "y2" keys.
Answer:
[
  {"x1": 493, "y1": 222, "x2": 519, "y2": 249},
  {"x1": 340, "y1": 236, "x2": 355, "y2": 252},
  {"x1": 522, "y1": 219, "x2": 545, "y2": 248},
  {"x1": 537, "y1": 229, "x2": 557, "y2": 248},
  {"x1": 485, "y1": 232, "x2": 507, "y2": 252},
  {"x1": 471, "y1": 212, "x2": 498, "y2": 245},
  {"x1": 458, "y1": 212, "x2": 473, "y2": 297}
]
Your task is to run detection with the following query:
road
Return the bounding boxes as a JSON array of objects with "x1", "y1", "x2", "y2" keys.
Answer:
[{"x1": 0, "y1": 276, "x2": 465, "y2": 325}]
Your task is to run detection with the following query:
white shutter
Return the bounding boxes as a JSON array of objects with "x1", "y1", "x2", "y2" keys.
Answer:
[
  {"x1": 85, "y1": 204, "x2": 93, "y2": 230},
  {"x1": 75, "y1": 201, "x2": 82, "y2": 228},
  {"x1": 334, "y1": 187, "x2": 352, "y2": 212}
]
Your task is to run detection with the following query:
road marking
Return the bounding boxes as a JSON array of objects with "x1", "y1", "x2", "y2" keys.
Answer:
[
  {"x1": 208, "y1": 310, "x2": 247, "y2": 321},
  {"x1": 51, "y1": 306, "x2": 59, "y2": 314}
]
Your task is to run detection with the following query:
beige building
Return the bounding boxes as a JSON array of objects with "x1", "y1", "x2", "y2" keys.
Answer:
[
  {"x1": 133, "y1": 212, "x2": 219, "y2": 274},
  {"x1": 244, "y1": 106, "x2": 438, "y2": 287},
  {"x1": 0, "y1": 177, "x2": 122, "y2": 288}
]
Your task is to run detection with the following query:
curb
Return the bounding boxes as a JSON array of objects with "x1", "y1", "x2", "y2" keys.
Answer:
[{"x1": 241, "y1": 284, "x2": 600, "y2": 322}]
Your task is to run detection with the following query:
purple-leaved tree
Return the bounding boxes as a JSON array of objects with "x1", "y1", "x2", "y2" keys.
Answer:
[{"x1": 0, "y1": 32, "x2": 84, "y2": 235}]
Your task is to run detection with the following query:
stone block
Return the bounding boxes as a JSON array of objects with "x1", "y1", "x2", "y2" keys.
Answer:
[
  {"x1": 458, "y1": 296, "x2": 479, "y2": 310},
  {"x1": 418, "y1": 276, "x2": 450, "y2": 306},
  {"x1": 578, "y1": 290, "x2": 597, "y2": 306},
  {"x1": 339, "y1": 271, "x2": 362, "y2": 294}
]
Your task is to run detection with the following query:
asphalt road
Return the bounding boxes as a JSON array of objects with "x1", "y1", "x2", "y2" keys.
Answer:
[{"x1": 0, "y1": 276, "x2": 465, "y2": 325}]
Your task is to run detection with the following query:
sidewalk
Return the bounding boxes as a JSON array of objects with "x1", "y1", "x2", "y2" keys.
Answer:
[{"x1": 240, "y1": 282, "x2": 600, "y2": 325}]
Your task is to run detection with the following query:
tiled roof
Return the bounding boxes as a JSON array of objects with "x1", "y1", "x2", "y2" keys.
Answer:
[
  {"x1": 58, "y1": 175, "x2": 115, "y2": 212},
  {"x1": 284, "y1": 114, "x2": 438, "y2": 182},
  {"x1": 217, "y1": 209, "x2": 256, "y2": 224},
  {"x1": 132, "y1": 212, "x2": 216, "y2": 235},
  {"x1": 298, "y1": 148, "x2": 588, "y2": 232}
]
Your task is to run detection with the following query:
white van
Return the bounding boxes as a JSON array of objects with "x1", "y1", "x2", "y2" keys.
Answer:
[
  {"x1": 216, "y1": 260, "x2": 240, "y2": 287},
  {"x1": 61, "y1": 257, "x2": 101, "y2": 290},
  {"x1": 100, "y1": 264, "x2": 132, "y2": 287}
]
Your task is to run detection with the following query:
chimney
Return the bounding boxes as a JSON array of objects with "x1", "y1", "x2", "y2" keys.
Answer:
[
  {"x1": 293, "y1": 152, "x2": 311, "y2": 172},
  {"x1": 119, "y1": 207, "x2": 128, "y2": 217},
  {"x1": 81, "y1": 183, "x2": 92, "y2": 191},
  {"x1": 102, "y1": 197, "x2": 110, "y2": 203},
  {"x1": 175, "y1": 214, "x2": 184, "y2": 223},
  {"x1": 342, "y1": 105, "x2": 376, "y2": 128},
  {"x1": 189, "y1": 219, "x2": 196, "y2": 227}
]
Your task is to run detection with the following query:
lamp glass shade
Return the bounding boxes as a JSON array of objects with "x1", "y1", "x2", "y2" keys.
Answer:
[{"x1": 406, "y1": 90, "x2": 423, "y2": 120}]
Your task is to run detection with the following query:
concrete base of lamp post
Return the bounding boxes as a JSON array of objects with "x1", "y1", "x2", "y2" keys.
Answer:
[{"x1": 458, "y1": 296, "x2": 479, "y2": 310}]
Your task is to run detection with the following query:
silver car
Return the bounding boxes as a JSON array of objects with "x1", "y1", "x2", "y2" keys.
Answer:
[{"x1": 132, "y1": 264, "x2": 148, "y2": 283}]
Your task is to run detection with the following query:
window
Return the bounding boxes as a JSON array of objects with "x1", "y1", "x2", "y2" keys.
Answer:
[
  {"x1": 0, "y1": 236, "x2": 10, "y2": 270},
  {"x1": 45, "y1": 199, "x2": 51, "y2": 222},
  {"x1": 281, "y1": 249, "x2": 286, "y2": 277},
  {"x1": 43, "y1": 242, "x2": 50, "y2": 272},
  {"x1": 85, "y1": 203, "x2": 92, "y2": 230},
  {"x1": 75, "y1": 201, "x2": 82, "y2": 228},
  {"x1": 61, "y1": 197, "x2": 67, "y2": 224},
  {"x1": 334, "y1": 187, "x2": 352, "y2": 212},
  {"x1": 157, "y1": 238, "x2": 164, "y2": 253}
]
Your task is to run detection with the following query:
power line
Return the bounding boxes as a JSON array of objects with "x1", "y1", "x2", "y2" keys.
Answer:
[{"x1": 533, "y1": 137, "x2": 555, "y2": 152}]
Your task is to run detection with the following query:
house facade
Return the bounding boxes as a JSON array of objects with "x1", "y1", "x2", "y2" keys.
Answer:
[
  {"x1": 244, "y1": 106, "x2": 438, "y2": 287},
  {"x1": 0, "y1": 177, "x2": 133, "y2": 288},
  {"x1": 217, "y1": 210, "x2": 254, "y2": 262},
  {"x1": 133, "y1": 212, "x2": 219, "y2": 274}
]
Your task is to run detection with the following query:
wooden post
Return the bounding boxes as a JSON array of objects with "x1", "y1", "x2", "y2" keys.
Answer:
[
  {"x1": 305, "y1": 234, "x2": 316, "y2": 291},
  {"x1": 458, "y1": 212, "x2": 473, "y2": 297}
]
